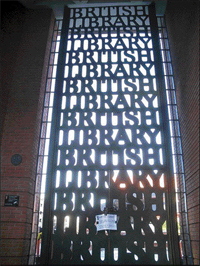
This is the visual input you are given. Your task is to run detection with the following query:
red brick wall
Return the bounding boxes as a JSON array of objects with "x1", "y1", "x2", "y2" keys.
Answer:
[
  {"x1": 165, "y1": 0, "x2": 199, "y2": 264},
  {"x1": 0, "y1": 4, "x2": 55, "y2": 265}
]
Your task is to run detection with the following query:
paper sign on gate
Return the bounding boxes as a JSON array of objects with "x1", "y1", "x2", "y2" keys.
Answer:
[{"x1": 95, "y1": 214, "x2": 117, "y2": 231}]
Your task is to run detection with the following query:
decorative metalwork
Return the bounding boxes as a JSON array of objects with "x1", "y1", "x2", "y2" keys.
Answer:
[{"x1": 41, "y1": 5, "x2": 180, "y2": 264}]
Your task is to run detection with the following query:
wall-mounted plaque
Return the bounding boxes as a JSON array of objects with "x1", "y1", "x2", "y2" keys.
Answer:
[
  {"x1": 5, "y1": 195, "x2": 19, "y2": 206},
  {"x1": 11, "y1": 154, "x2": 22, "y2": 166}
]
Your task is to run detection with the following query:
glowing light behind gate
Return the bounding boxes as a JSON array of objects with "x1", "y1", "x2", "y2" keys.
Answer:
[{"x1": 36, "y1": 7, "x2": 189, "y2": 264}]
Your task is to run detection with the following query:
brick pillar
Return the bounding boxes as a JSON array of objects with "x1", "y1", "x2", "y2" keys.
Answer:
[
  {"x1": 165, "y1": 0, "x2": 199, "y2": 264},
  {"x1": 0, "y1": 4, "x2": 55, "y2": 265}
]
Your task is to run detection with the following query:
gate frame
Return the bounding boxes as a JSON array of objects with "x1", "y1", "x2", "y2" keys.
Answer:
[{"x1": 40, "y1": 3, "x2": 180, "y2": 265}]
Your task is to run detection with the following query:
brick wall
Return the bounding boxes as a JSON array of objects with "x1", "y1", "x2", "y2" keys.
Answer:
[
  {"x1": 0, "y1": 3, "x2": 55, "y2": 265},
  {"x1": 165, "y1": 0, "x2": 199, "y2": 264}
]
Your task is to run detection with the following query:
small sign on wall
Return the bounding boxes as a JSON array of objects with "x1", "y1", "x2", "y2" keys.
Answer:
[
  {"x1": 96, "y1": 214, "x2": 118, "y2": 231},
  {"x1": 4, "y1": 195, "x2": 19, "y2": 207}
]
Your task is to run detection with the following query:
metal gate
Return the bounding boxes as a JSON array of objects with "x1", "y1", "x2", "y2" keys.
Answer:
[{"x1": 41, "y1": 4, "x2": 180, "y2": 264}]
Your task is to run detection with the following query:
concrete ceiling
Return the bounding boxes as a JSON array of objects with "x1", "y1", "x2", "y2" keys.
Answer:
[{"x1": 18, "y1": 0, "x2": 167, "y2": 18}]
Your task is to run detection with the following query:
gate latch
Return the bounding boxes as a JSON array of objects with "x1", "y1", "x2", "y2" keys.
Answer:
[{"x1": 103, "y1": 206, "x2": 117, "y2": 215}]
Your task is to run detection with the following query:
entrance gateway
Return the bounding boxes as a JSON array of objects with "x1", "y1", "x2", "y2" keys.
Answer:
[{"x1": 41, "y1": 4, "x2": 180, "y2": 264}]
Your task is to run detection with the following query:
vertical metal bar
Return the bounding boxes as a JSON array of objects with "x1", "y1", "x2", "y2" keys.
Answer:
[
  {"x1": 40, "y1": 7, "x2": 70, "y2": 265},
  {"x1": 148, "y1": 4, "x2": 181, "y2": 265},
  {"x1": 108, "y1": 170, "x2": 111, "y2": 264}
]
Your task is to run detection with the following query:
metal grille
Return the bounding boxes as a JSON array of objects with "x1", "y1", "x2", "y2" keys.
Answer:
[
  {"x1": 40, "y1": 5, "x2": 180, "y2": 265},
  {"x1": 157, "y1": 17, "x2": 193, "y2": 265},
  {"x1": 29, "y1": 19, "x2": 63, "y2": 264}
]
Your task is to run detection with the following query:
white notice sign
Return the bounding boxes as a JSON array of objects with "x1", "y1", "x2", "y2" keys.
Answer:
[{"x1": 96, "y1": 214, "x2": 117, "y2": 231}]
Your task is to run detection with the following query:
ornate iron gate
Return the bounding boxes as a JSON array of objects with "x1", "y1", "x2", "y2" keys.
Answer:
[{"x1": 41, "y1": 4, "x2": 180, "y2": 265}]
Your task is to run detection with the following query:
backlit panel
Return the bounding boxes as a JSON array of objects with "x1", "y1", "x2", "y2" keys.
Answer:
[{"x1": 42, "y1": 5, "x2": 177, "y2": 264}]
